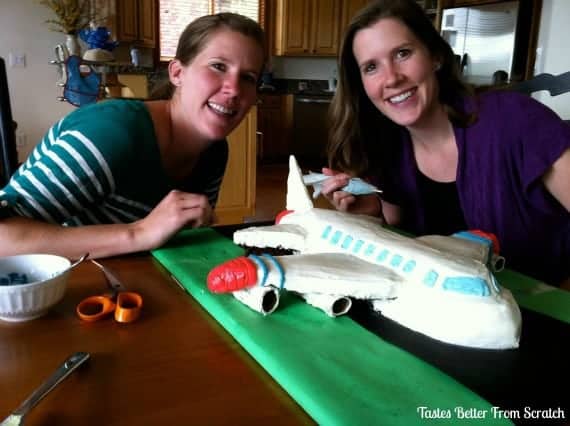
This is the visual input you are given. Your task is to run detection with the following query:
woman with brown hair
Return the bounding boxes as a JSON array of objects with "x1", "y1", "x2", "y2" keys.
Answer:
[
  {"x1": 321, "y1": 0, "x2": 570, "y2": 287},
  {"x1": 0, "y1": 13, "x2": 265, "y2": 259}
]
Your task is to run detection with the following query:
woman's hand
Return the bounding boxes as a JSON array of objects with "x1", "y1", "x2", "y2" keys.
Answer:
[
  {"x1": 319, "y1": 168, "x2": 353, "y2": 211},
  {"x1": 0, "y1": 190, "x2": 215, "y2": 259},
  {"x1": 132, "y1": 190, "x2": 213, "y2": 250},
  {"x1": 319, "y1": 168, "x2": 383, "y2": 217}
]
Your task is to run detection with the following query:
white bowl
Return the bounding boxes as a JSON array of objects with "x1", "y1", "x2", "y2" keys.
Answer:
[{"x1": 0, "y1": 254, "x2": 72, "y2": 322}]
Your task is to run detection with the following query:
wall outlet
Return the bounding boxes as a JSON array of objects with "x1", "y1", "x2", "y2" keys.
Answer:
[
  {"x1": 9, "y1": 52, "x2": 26, "y2": 68},
  {"x1": 16, "y1": 132, "x2": 27, "y2": 147}
]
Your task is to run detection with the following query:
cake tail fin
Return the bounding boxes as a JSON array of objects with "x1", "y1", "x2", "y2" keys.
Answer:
[{"x1": 286, "y1": 155, "x2": 314, "y2": 212}]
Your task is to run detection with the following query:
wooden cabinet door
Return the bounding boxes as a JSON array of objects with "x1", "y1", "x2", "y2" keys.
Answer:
[
  {"x1": 257, "y1": 95, "x2": 291, "y2": 163},
  {"x1": 116, "y1": 0, "x2": 157, "y2": 47},
  {"x1": 276, "y1": 0, "x2": 312, "y2": 55},
  {"x1": 311, "y1": 0, "x2": 341, "y2": 55},
  {"x1": 275, "y1": 0, "x2": 340, "y2": 56},
  {"x1": 117, "y1": 0, "x2": 138, "y2": 42},
  {"x1": 341, "y1": 0, "x2": 370, "y2": 32},
  {"x1": 440, "y1": 0, "x2": 494, "y2": 7},
  {"x1": 257, "y1": 103, "x2": 273, "y2": 161},
  {"x1": 215, "y1": 108, "x2": 257, "y2": 225},
  {"x1": 138, "y1": 0, "x2": 157, "y2": 47}
]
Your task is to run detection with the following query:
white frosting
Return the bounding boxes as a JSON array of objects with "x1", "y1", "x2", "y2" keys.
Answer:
[
  {"x1": 373, "y1": 284, "x2": 521, "y2": 349},
  {"x1": 230, "y1": 156, "x2": 522, "y2": 349},
  {"x1": 263, "y1": 253, "x2": 401, "y2": 299}
]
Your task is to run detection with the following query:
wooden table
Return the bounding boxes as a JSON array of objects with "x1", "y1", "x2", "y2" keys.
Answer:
[{"x1": 0, "y1": 254, "x2": 314, "y2": 425}]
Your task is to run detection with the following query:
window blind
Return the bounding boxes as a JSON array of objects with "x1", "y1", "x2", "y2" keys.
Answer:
[{"x1": 159, "y1": 0, "x2": 260, "y2": 60}]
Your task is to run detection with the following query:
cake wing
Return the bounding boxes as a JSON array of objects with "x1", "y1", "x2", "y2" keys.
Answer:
[
  {"x1": 234, "y1": 223, "x2": 307, "y2": 251},
  {"x1": 268, "y1": 253, "x2": 402, "y2": 299}
]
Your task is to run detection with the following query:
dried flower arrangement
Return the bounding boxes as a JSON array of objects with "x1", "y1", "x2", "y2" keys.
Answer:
[{"x1": 39, "y1": 0, "x2": 92, "y2": 35}]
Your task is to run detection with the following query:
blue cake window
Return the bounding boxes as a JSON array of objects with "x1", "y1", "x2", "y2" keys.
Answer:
[
  {"x1": 402, "y1": 260, "x2": 416, "y2": 273},
  {"x1": 376, "y1": 249, "x2": 389, "y2": 262},
  {"x1": 352, "y1": 240, "x2": 364, "y2": 254},
  {"x1": 390, "y1": 255, "x2": 403, "y2": 267},
  {"x1": 442, "y1": 276, "x2": 491, "y2": 297},
  {"x1": 341, "y1": 235, "x2": 354, "y2": 249},
  {"x1": 331, "y1": 230, "x2": 343, "y2": 244},
  {"x1": 423, "y1": 270, "x2": 438, "y2": 287}
]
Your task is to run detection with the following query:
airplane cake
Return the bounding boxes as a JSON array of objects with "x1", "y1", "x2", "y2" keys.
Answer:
[{"x1": 207, "y1": 156, "x2": 522, "y2": 350}]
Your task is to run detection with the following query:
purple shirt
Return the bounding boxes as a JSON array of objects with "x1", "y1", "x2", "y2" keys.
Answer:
[{"x1": 380, "y1": 91, "x2": 570, "y2": 284}]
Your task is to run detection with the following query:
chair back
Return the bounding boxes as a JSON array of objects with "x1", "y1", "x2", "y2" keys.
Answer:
[
  {"x1": 0, "y1": 57, "x2": 18, "y2": 187},
  {"x1": 510, "y1": 71, "x2": 570, "y2": 97}
]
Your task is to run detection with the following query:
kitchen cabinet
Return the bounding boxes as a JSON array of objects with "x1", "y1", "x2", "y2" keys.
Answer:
[
  {"x1": 291, "y1": 94, "x2": 332, "y2": 169},
  {"x1": 341, "y1": 0, "x2": 370, "y2": 31},
  {"x1": 274, "y1": 0, "x2": 342, "y2": 56},
  {"x1": 440, "y1": 0, "x2": 501, "y2": 7},
  {"x1": 415, "y1": 0, "x2": 442, "y2": 28},
  {"x1": 257, "y1": 94, "x2": 293, "y2": 163},
  {"x1": 340, "y1": 1, "x2": 441, "y2": 35},
  {"x1": 215, "y1": 108, "x2": 257, "y2": 225},
  {"x1": 116, "y1": 0, "x2": 157, "y2": 48}
]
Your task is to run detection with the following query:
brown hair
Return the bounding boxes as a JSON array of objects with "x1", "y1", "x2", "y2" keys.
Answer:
[
  {"x1": 328, "y1": 0, "x2": 474, "y2": 175},
  {"x1": 151, "y1": 12, "x2": 266, "y2": 100}
]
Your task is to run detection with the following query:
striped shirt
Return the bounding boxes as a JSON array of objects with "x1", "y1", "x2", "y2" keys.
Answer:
[{"x1": 0, "y1": 100, "x2": 227, "y2": 225}]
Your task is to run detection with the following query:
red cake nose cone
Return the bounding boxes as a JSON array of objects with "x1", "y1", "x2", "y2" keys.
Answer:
[
  {"x1": 275, "y1": 210, "x2": 294, "y2": 224},
  {"x1": 207, "y1": 256, "x2": 259, "y2": 293}
]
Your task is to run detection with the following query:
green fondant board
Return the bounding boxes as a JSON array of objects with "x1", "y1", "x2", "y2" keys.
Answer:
[
  {"x1": 152, "y1": 228, "x2": 512, "y2": 426},
  {"x1": 496, "y1": 269, "x2": 570, "y2": 324}
]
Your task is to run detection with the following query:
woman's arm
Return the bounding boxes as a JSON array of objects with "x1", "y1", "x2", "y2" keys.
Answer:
[
  {"x1": 0, "y1": 216, "x2": 140, "y2": 259},
  {"x1": 380, "y1": 199, "x2": 402, "y2": 226},
  {"x1": 543, "y1": 148, "x2": 570, "y2": 291},
  {"x1": 543, "y1": 147, "x2": 570, "y2": 211},
  {"x1": 0, "y1": 190, "x2": 212, "y2": 259}
]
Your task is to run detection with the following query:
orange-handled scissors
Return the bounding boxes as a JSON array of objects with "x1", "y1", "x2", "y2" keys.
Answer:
[{"x1": 76, "y1": 260, "x2": 143, "y2": 323}]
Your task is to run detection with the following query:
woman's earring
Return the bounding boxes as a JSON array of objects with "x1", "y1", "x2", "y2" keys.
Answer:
[{"x1": 434, "y1": 63, "x2": 442, "y2": 71}]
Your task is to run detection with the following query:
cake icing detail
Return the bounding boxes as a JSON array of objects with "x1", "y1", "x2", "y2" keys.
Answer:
[
  {"x1": 261, "y1": 254, "x2": 285, "y2": 289},
  {"x1": 248, "y1": 255, "x2": 268, "y2": 286},
  {"x1": 303, "y1": 171, "x2": 382, "y2": 198},
  {"x1": 207, "y1": 156, "x2": 522, "y2": 349}
]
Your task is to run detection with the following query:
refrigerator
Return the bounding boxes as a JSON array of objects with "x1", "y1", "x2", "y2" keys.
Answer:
[{"x1": 441, "y1": 1, "x2": 519, "y2": 86}]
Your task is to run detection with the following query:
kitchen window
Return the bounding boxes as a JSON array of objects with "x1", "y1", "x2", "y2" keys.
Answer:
[{"x1": 159, "y1": 0, "x2": 264, "y2": 60}]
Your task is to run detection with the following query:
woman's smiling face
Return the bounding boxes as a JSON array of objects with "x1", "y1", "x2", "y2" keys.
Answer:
[
  {"x1": 170, "y1": 28, "x2": 263, "y2": 141},
  {"x1": 353, "y1": 17, "x2": 441, "y2": 129}
]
